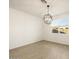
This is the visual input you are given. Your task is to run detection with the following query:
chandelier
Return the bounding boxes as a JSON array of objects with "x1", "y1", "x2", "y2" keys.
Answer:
[{"x1": 41, "y1": 0, "x2": 53, "y2": 24}]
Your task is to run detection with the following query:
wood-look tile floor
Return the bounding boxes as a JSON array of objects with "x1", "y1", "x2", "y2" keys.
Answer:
[{"x1": 9, "y1": 40, "x2": 69, "y2": 59}]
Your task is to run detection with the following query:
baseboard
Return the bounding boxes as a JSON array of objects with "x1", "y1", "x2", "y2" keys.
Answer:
[
  {"x1": 9, "y1": 40, "x2": 42, "y2": 50},
  {"x1": 42, "y1": 40, "x2": 69, "y2": 46},
  {"x1": 10, "y1": 39, "x2": 69, "y2": 51}
]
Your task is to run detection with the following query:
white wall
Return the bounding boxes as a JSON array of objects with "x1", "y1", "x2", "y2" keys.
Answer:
[
  {"x1": 43, "y1": 24, "x2": 69, "y2": 45},
  {"x1": 9, "y1": 8, "x2": 43, "y2": 49},
  {"x1": 9, "y1": 8, "x2": 69, "y2": 49}
]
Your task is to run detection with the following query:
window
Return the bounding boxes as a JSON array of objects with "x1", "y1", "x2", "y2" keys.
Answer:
[{"x1": 51, "y1": 17, "x2": 69, "y2": 34}]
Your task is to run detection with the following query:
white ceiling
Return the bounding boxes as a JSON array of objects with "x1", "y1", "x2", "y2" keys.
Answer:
[{"x1": 9, "y1": 0, "x2": 69, "y2": 18}]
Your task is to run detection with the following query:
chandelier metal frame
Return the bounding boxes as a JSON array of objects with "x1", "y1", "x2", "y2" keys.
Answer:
[{"x1": 41, "y1": 0, "x2": 53, "y2": 24}]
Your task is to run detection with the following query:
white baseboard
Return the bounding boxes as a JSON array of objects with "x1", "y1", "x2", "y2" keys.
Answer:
[{"x1": 10, "y1": 39, "x2": 42, "y2": 50}]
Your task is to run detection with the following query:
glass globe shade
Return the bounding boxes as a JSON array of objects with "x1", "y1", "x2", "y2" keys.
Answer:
[{"x1": 43, "y1": 14, "x2": 53, "y2": 24}]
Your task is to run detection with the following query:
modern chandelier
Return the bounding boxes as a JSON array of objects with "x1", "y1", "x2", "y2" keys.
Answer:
[{"x1": 41, "y1": 0, "x2": 53, "y2": 24}]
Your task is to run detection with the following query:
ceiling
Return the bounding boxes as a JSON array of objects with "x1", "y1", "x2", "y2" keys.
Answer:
[{"x1": 9, "y1": 0, "x2": 69, "y2": 19}]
